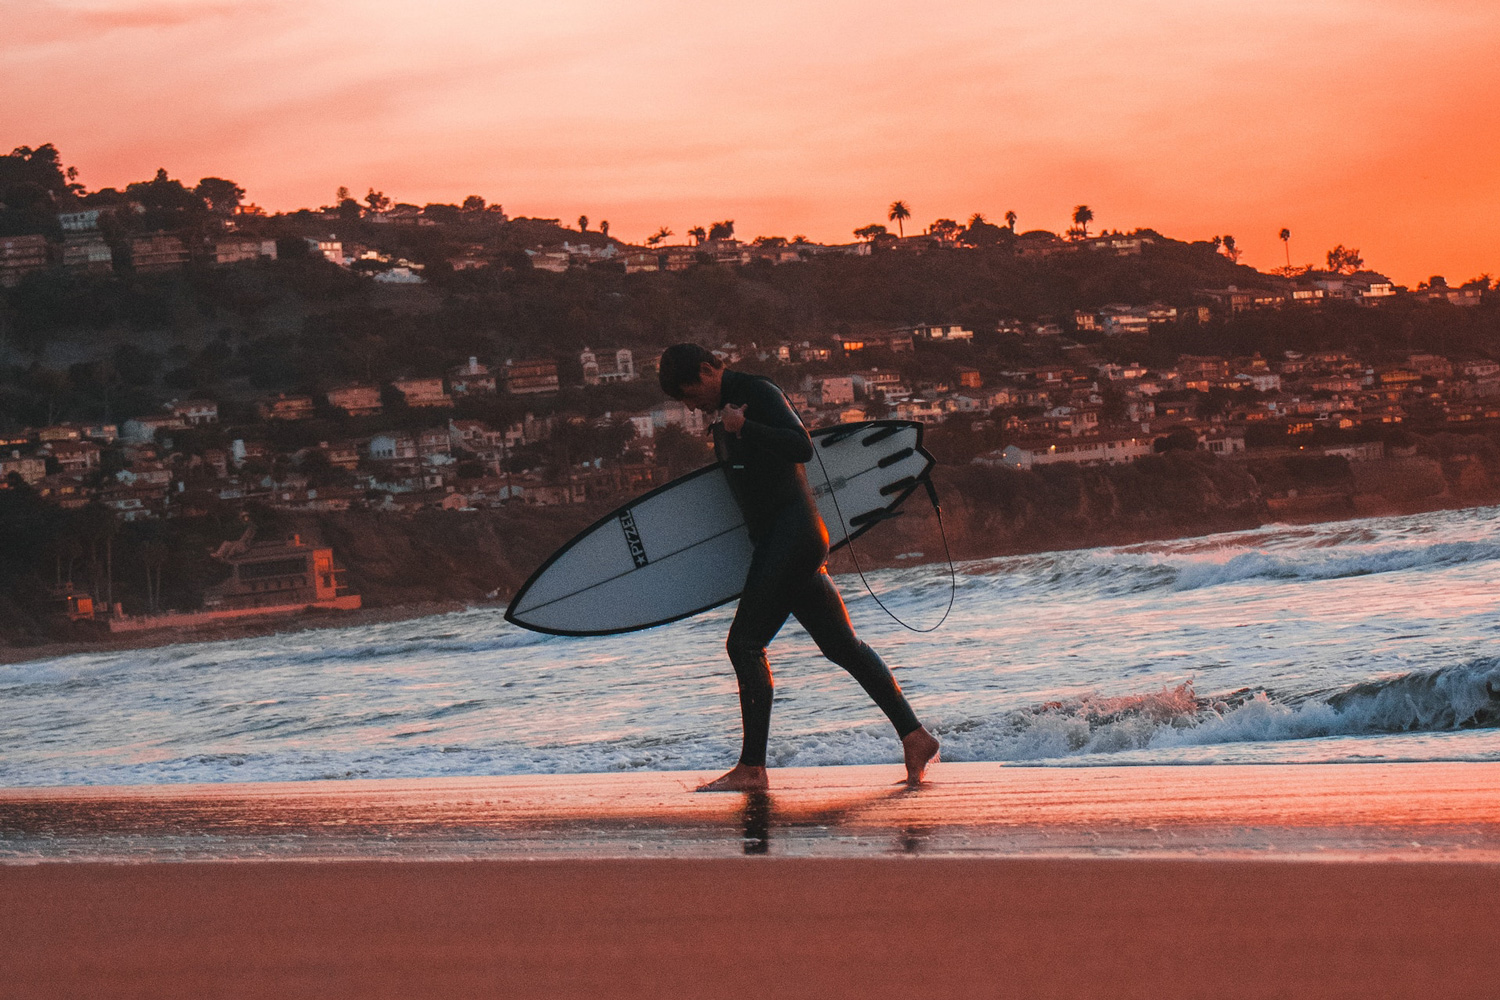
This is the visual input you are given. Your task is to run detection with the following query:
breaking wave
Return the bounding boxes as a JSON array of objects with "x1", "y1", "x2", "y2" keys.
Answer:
[
  {"x1": 930, "y1": 658, "x2": 1500, "y2": 763},
  {"x1": 937, "y1": 520, "x2": 1500, "y2": 603}
]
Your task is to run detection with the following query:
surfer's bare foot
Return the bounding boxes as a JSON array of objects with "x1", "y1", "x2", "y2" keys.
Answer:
[
  {"x1": 902, "y1": 727, "x2": 940, "y2": 785},
  {"x1": 695, "y1": 763, "x2": 769, "y2": 792}
]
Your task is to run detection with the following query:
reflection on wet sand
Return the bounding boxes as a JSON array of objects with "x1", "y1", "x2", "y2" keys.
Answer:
[{"x1": 6, "y1": 760, "x2": 1500, "y2": 862}]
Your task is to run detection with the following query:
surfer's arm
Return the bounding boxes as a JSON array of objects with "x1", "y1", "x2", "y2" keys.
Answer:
[{"x1": 738, "y1": 381, "x2": 813, "y2": 463}]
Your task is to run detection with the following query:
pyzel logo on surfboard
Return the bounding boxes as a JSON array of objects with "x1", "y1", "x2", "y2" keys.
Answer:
[{"x1": 618, "y1": 509, "x2": 649, "y2": 567}]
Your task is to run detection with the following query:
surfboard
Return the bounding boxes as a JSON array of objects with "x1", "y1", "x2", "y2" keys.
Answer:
[{"x1": 505, "y1": 420, "x2": 935, "y2": 636}]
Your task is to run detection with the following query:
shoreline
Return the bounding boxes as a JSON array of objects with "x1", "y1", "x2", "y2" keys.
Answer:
[
  {"x1": 3, "y1": 494, "x2": 1493, "y2": 666},
  {"x1": 6, "y1": 760, "x2": 1500, "y2": 862}
]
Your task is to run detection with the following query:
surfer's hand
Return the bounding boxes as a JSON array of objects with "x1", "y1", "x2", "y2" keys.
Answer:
[{"x1": 721, "y1": 404, "x2": 747, "y2": 435}]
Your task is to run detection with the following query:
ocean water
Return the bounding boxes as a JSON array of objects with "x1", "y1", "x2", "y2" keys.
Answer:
[{"x1": 3, "y1": 505, "x2": 1499, "y2": 788}]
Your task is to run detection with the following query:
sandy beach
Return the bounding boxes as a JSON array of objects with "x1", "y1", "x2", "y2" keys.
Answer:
[{"x1": 4, "y1": 761, "x2": 1500, "y2": 998}]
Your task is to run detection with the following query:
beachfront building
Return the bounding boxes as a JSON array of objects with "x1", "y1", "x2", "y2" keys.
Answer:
[{"x1": 199, "y1": 535, "x2": 360, "y2": 612}]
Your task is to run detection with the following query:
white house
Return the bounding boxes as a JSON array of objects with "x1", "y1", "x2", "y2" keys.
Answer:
[{"x1": 976, "y1": 435, "x2": 1156, "y2": 470}]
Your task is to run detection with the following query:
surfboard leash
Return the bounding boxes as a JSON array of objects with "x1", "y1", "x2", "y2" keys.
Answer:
[{"x1": 811, "y1": 437, "x2": 956, "y2": 634}]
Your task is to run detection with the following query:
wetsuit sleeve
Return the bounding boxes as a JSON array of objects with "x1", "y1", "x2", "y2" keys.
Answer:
[{"x1": 738, "y1": 380, "x2": 814, "y2": 463}]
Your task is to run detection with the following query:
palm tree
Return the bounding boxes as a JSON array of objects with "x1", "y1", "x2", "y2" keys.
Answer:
[
  {"x1": 1004, "y1": 210, "x2": 1017, "y2": 231},
  {"x1": 888, "y1": 200, "x2": 911, "y2": 238},
  {"x1": 688, "y1": 226, "x2": 706, "y2": 245},
  {"x1": 578, "y1": 215, "x2": 588, "y2": 232},
  {"x1": 968, "y1": 212, "x2": 987, "y2": 227},
  {"x1": 1072, "y1": 205, "x2": 1093, "y2": 240},
  {"x1": 142, "y1": 539, "x2": 169, "y2": 614},
  {"x1": 1279, "y1": 228, "x2": 1292, "y2": 268}
]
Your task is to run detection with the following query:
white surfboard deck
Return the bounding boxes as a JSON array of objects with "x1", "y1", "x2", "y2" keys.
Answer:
[{"x1": 505, "y1": 420, "x2": 934, "y2": 636}]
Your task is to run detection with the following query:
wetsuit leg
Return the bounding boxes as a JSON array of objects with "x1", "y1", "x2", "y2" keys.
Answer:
[
  {"x1": 790, "y1": 568, "x2": 922, "y2": 738},
  {"x1": 725, "y1": 515, "x2": 826, "y2": 768}
]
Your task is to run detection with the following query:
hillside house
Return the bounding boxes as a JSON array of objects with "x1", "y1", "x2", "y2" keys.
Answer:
[
  {"x1": 367, "y1": 433, "x2": 418, "y2": 461},
  {"x1": 0, "y1": 235, "x2": 49, "y2": 286},
  {"x1": 122, "y1": 414, "x2": 189, "y2": 442},
  {"x1": 326, "y1": 384, "x2": 382, "y2": 416},
  {"x1": 392, "y1": 377, "x2": 453, "y2": 408},
  {"x1": 909, "y1": 323, "x2": 974, "y2": 343},
  {"x1": 62, "y1": 234, "x2": 113, "y2": 273},
  {"x1": 130, "y1": 234, "x2": 188, "y2": 272},
  {"x1": 0, "y1": 451, "x2": 47, "y2": 485},
  {"x1": 505, "y1": 359, "x2": 560, "y2": 395},
  {"x1": 580, "y1": 347, "x2": 636, "y2": 385},
  {"x1": 977, "y1": 434, "x2": 1156, "y2": 470},
  {"x1": 170, "y1": 399, "x2": 219, "y2": 425},
  {"x1": 215, "y1": 239, "x2": 277, "y2": 265},
  {"x1": 803, "y1": 376, "x2": 854, "y2": 406},
  {"x1": 257, "y1": 394, "x2": 316, "y2": 421},
  {"x1": 448, "y1": 357, "x2": 497, "y2": 395}
]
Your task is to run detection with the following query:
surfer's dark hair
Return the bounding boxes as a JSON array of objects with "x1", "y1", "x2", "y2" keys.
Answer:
[{"x1": 658, "y1": 343, "x2": 723, "y2": 399}]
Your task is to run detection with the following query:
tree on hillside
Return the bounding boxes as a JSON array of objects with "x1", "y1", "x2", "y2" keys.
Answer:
[
  {"x1": 194, "y1": 177, "x2": 244, "y2": 215},
  {"x1": 646, "y1": 226, "x2": 672, "y2": 246},
  {"x1": 929, "y1": 218, "x2": 959, "y2": 244},
  {"x1": 600, "y1": 220, "x2": 609, "y2": 238},
  {"x1": 365, "y1": 188, "x2": 391, "y2": 213},
  {"x1": 578, "y1": 215, "x2": 588, "y2": 232},
  {"x1": 1279, "y1": 228, "x2": 1291, "y2": 268},
  {"x1": 968, "y1": 212, "x2": 986, "y2": 227},
  {"x1": 888, "y1": 200, "x2": 911, "y2": 237},
  {"x1": 1220, "y1": 234, "x2": 1242, "y2": 263},
  {"x1": 336, "y1": 185, "x2": 350, "y2": 203},
  {"x1": 2, "y1": 144, "x2": 80, "y2": 201},
  {"x1": 1326, "y1": 244, "x2": 1364, "y2": 274},
  {"x1": 127, "y1": 168, "x2": 200, "y2": 214},
  {"x1": 1071, "y1": 205, "x2": 1093, "y2": 240},
  {"x1": 688, "y1": 226, "x2": 706, "y2": 245},
  {"x1": 462, "y1": 195, "x2": 486, "y2": 212},
  {"x1": 959, "y1": 217, "x2": 1006, "y2": 246},
  {"x1": 708, "y1": 220, "x2": 735, "y2": 240},
  {"x1": 854, "y1": 223, "x2": 888, "y2": 242},
  {"x1": 1004, "y1": 210, "x2": 1017, "y2": 230}
]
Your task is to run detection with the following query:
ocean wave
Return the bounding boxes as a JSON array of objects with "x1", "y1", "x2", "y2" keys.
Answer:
[
  {"x1": 913, "y1": 535, "x2": 1500, "y2": 607},
  {"x1": 1169, "y1": 540, "x2": 1500, "y2": 592},
  {"x1": 931, "y1": 658, "x2": 1500, "y2": 762}
]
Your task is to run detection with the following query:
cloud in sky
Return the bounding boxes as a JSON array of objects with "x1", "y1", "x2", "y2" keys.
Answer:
[{"x1": 5, "y1": 0, "x2": 1499, "y2": 281}]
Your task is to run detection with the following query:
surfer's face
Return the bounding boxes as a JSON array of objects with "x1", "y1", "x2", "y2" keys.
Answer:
[{"x1": 676, "y1": 364, "x2": 724, "y2": 412}]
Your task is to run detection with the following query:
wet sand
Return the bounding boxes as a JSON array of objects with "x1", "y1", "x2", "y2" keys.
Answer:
[{"x1": 4, "y1": 762, "x2": 1500, "y2": 998}]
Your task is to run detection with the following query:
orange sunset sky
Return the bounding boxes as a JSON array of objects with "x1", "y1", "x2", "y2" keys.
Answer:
[{"x1": 6, "y1": 0, "x2": 1499, "y2": 285}]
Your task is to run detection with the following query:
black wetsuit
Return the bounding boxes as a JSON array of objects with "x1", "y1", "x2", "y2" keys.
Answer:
[{"x1": 713, "y1": 370, "x2": 920, "y2": 768}]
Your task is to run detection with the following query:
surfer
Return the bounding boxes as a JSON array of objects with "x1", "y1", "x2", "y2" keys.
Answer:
[{"x1": 657, "y1": 343, "x2": 941, "y2": 791}]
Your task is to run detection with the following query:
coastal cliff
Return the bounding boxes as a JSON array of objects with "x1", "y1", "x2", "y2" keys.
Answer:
[
  {"x1": 289, "y1": 449, "x2": 1492, "y2": 607},
  {"x1": 4, "y1": 447, "x2": 1496, "y2": 657}
]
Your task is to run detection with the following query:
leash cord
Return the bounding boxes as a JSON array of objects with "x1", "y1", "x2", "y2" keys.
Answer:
[{"x1": 809, "y1": 432, "x2": 956, "y2": 633}]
